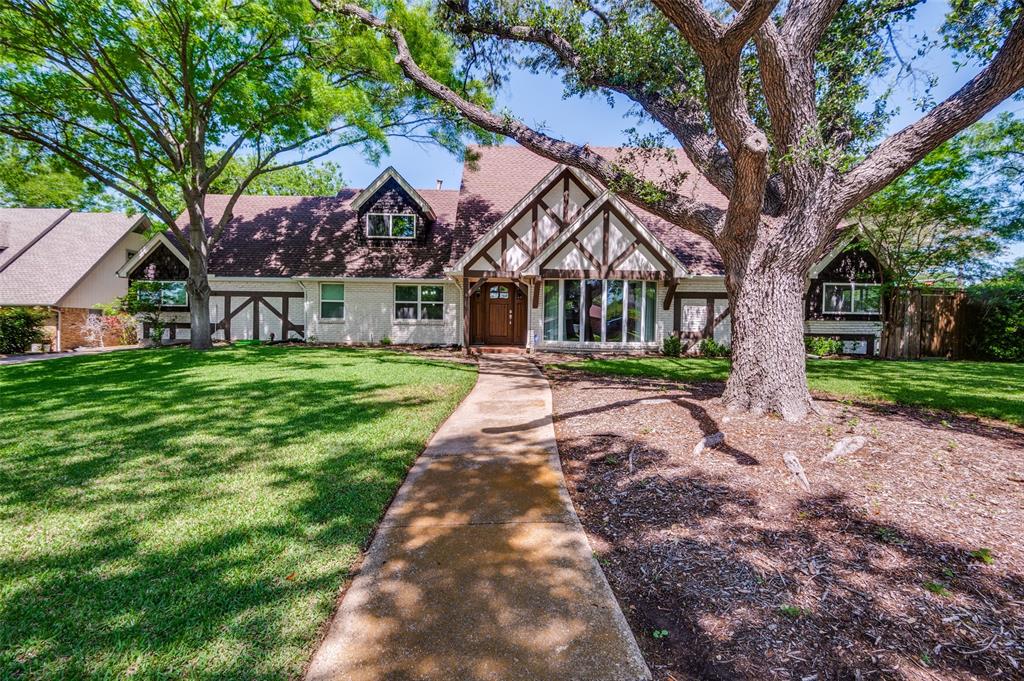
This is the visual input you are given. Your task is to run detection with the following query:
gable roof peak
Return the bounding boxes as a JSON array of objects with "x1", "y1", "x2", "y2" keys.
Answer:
[{"x1": 351, "y1": 166, "x2": 436, "y2": 221}]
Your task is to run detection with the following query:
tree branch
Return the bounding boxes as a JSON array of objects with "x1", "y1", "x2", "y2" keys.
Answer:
[
  {"x1": 833, "y1": 13, "x2": 1024, "y2": 221},
  {"x1": 316, "y1": 0, "x2": 723, "y2": 238}
]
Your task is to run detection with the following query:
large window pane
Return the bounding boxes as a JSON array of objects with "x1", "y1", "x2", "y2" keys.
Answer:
[
  {"x1": 321, "y1": 301, "x2": 345, "y2": 319},
  {"x1": 644, "y1": 282, "x2": 656, "y2": 341},
  {"x1": 563, "y1": 280, "x2": 581, "y2": 341},
  {"x1": 421, "y1": 302, "x2": 443, "y2": 320},
  {"x1": 367, "y1": 214, "x2": 388, "y2": 237},
  {"x1": 605, "y1": 280, "x2": 624, "y2": 342},
  {"x1": 391, "y1": 214, "x2": 416, "y2": 238},
  {"x1": 854, "y1": 285, "x2": 881, "y2": 313},
  {"x1": 584, "y1": 279, "x2": 603, "y2": 342},
  {"x1": 162, "y1": 282, "x2": 187, "y2": 306},
  {"x1": 395, "y1": 285, "x2": 418, "y2": 302},
  {"x1": 543, "y1": 281, "x2": 559, "y2": 341},
  {"x1": 395, "y1": 302, "x2": 418, "y2": 319},
  {"x1": 322, "y1": 284, "x2": 345, "y2": 301},
  {"x1": 420, "y1": 285, "x2": 443, "y2": 302},
  {"x1": 626, "y1": 282, "x2": 642, "y2": 341},
  {"x1": 823, "y1": 284, "x2": 852, "y2": 313}
]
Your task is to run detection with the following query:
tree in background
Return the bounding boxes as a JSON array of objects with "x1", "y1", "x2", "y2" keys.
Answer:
[
  {"x1": 207, "y1": 155, "x2": 346, "y2": 196},
  {"x1": 853, "y1": 115, "x2": 1024, "y2": 356},
  {"x1": 0, "y1": 138, "x2": 116, "y2": 210},
  {"x1": 968, "y1": 258, "x2": 1024, "y2": 361},
  {"x1": 0, "y1": 0, "x2": 489, "y2": 350},
  {"x1": 320, "y1": 0, "x2": 1024, "y2": 419}
]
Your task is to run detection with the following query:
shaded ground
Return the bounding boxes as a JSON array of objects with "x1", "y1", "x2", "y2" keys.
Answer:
[
  {"x1": 547, "y1": 367, "x2": 1024, "y2": 680},
  {"x1": 0, "y1": 346, "x2": 476, "y2": 680},
  {"x1": 545, "y1": 356, "x2": 1024, "y2": 426}
]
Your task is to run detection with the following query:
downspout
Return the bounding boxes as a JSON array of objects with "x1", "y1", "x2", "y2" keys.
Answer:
[{"x1": 55, "y1": 306, "x2": 61, "y2": 353}]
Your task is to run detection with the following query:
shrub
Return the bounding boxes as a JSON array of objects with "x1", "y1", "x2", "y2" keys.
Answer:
[
  {"x1": 0, "y1": 307, "x2": 50, "y2": 354},
  {"x1": 662, "y1": 334, "x2": 682, "y2": 357},
  {"x1": 379, "y1": 336, "x2": 392, "y2": 346},
  {"x1": 698, "y1": 338, "x2": 731, "y2": 357},
  {"x1": 967, "y1": 269, "x2": 1024, "y2": 361},
  {"x1": 805, "y1": 335, "x2": 844, "y2": 356}
]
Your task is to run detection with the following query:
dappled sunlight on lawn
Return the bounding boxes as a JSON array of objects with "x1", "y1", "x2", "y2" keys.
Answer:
[{"x1": 0, "y1": 346, "x2": 476, "y2": 680}]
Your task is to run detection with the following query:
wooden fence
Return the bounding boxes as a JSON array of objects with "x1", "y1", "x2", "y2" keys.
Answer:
[{"x1": 880, "y1": 289, "x2": 966, "y2": 359}]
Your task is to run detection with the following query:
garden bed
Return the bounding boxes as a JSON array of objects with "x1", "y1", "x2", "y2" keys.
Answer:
[{"x1": 547, "y1": 367, "x2": 1024, "y2": 680}]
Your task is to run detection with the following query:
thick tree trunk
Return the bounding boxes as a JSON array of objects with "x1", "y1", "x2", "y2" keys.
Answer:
[
  {"x1": 186, "y1": 225, "x2": 213, "y2": 350},
  {"x1": 721, "y1": 258, "x2": 813, "y2": 422}
]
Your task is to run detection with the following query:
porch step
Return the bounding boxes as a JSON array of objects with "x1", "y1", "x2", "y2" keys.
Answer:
[{"x1": 469, "y1": 345, "x2": 528, "y2": 355}]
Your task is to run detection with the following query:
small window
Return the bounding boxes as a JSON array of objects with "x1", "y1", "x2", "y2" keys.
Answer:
[
  {"x1": 489, "y1": 285, "x2": 510, "y2": 299},
  {"x1": 366, "y1": 213, "x2": 418, "y2": 239},
  {"x1": 138, "y1": 280, "x2": 187, "y2": 307},
  {"x1": 320, "y1": 283, "x2": 345, "y2": 319},
  {"x1": 395, "y1": 284, "x2": 444, "y2": 320},
  {"x1": 823, "y1": 282, "x2": 880, "y2": 315}
]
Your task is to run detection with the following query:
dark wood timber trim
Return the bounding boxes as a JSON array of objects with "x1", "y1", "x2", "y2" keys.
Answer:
[
  {"x1": 532, "y1": 280, "x2": 541, "y2": 308},
  {"x1": 538, "y1": 268, "x2": 667, "y2": 281},
  {"x1": 608, "y1": 241, "x2": 640, "y2": 273},
  {"x1": 212, "y1": 290, "x2": 303, "y2": 298},
  {"x1": 466, "y1": 269, "x2": 520, "y2": 278},
  {"x1": 600, "y1": 210, "x2": 610, "y2": 276},
  {"x1": 562, "y1": 175, "x2": 570, "y2": 222},
  {"x1": 608, "y1": 205, "x2": 675, "y2": 273},
  {"x1": 663, "y1": 279, "x2": 677, "y2": 310}
]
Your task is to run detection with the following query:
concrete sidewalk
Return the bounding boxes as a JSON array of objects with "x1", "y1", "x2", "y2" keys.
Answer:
[{"x1": 306, "y1": 355, "x2": 650, "y2": 681}]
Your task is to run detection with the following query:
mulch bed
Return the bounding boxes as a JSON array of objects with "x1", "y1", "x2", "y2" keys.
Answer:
[{"x1": 546, "y1": 367, "x2": 1024, "y2": 681}]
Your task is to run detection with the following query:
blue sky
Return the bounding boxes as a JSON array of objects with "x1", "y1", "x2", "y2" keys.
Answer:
[{"x1": 328, "y1": 0, "x2": 1023, "y2": 261}]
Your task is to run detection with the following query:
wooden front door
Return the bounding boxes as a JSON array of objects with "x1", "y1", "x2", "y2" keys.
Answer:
[{"x1": 485, "y1": 283, "x2": 515, "y2": 344}]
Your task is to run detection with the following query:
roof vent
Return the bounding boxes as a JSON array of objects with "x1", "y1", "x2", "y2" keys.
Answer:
[{"x1": 435, "y1": 179, "x2": 443, "y2": 190}]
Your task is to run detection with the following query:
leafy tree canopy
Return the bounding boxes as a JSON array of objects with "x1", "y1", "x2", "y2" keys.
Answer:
[
  {"x1": 207, "y1": 155, "x2": 346, "y2": 196},
  {"x1": 0, "y1": 137, "x2": 118, "y2": 210},
  {"x1": 854, "y1": 113, "x2": 1024, "y2": 287}
]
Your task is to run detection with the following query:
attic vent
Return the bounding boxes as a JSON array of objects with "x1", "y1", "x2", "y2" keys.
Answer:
[
  {"x1": 435, "y1": 179, "x2": 443, "y2": 190},
  {"x1": 0, "y1": 221, "x2": 8, "y2": 251}
]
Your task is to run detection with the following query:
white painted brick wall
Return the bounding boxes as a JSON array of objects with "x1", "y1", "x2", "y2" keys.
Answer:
[{"x1": 301, "y1": 279, "x2": 462, "y2": 345}]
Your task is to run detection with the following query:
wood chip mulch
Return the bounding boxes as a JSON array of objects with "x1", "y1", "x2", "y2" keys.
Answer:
[{"x1": 546, "y1": 367, "x2": 1024, "y2": 681}]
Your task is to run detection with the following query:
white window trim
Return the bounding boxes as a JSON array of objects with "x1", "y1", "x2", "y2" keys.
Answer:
[
  {"x1": 394, "y1": 284, "x2": 445, "y2": 322},
  {"x1": 543, "y1": 279, "x2": 657, "y2": 344},
  {"x1": 320, "y1": 283, "x2": 346, "y2": 321},
  {"x1": 821, "y1": 281, "x2": 881, "y2": 316},
  {"x1": 366, "y1": 213, "x2": 418, "y2": 240}
]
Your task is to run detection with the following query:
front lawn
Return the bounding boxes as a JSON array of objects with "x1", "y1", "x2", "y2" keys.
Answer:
[
  {"x1": 0, "y1": 346, "x2": 476, "y2": 680},
  {"x1": 555, "y1": 357, "x2": 1024, "y2": 425}
]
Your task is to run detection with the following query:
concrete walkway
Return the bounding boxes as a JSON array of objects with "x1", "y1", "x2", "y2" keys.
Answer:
[
  {"x1": 306, "y1": 355, "x2": 650, "y2": 681},
  {"x1": 0, "y1": 345, "x2": 141, "y2": 366}
]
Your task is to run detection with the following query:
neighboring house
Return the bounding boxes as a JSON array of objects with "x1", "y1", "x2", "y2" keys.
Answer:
[
  {"x1": 118, "y1": 145, "x2": 883, "y2": 354},
  {"x1": 0, "y1": 208, "x2": 149, "y2": 350}
]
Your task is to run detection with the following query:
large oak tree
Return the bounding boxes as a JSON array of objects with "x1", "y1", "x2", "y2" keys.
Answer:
[
  {"x1": 317, "y1": 0, "x2": 1024, "y2": 419},
  {"x1": 0, "y1": 0, "x2": 487, "y2": 349}
]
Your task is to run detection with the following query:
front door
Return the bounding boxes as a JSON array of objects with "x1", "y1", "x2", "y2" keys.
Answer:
[{"x1": 485, "y1": 283, "x2": 514, "y2": 344}]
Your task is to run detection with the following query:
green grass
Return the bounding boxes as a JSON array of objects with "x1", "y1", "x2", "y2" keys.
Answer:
[
  {"x1": 0, "y1": 346, "x2": 476, "y2": 680},
  {"x1": 556, "y1": 357, "x2": 1024, "y2": 426}
]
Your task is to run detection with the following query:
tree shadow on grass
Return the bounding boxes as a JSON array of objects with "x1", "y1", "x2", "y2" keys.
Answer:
[{"x1": 0, "y1": 345, "x2": 475, "y2": 679}]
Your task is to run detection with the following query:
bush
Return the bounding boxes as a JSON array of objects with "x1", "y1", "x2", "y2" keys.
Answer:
[
  {"x1": 968, "y1": 270, "x2": 1024, "y2": 361},
  {"x1": 379, "y1": 336, "x2": 392, "y2": 346},
  {"x1": 805, "y1": 335, "x2": 844, "y2": 356},
  {"x1": 0, "y1": 307, "x2": 50, "y2": 354},
  {"x1": 662, "y1": 334, "x2": 682, "y2": 357},
  {"x1": 698, "y1": 338, "x2": 731, "y2": 358}
]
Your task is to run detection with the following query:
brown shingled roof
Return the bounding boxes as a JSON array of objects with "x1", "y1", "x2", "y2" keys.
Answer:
[
  {"x1": 454, "y1": 145, "x2": 725, "y2": 276},
  {"x1": 182, "y1": 189, "x2": 460, "y2": 279}
]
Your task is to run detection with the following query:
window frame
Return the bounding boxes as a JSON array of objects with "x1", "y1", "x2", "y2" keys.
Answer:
[
  {"x1": 319, "y1": 283, "x2": 346, "y2": 320},
  {"x1": 365, "y1": 212, "x2": 418, "y2": 239},
  {"x1": 542, "y1": 279, "x2": 657, "y2": 344},
  {"x1": 821, "y1": 281, "x2": 881, "y2": 316},
  {"x1": 394, "y1": 284, "x2": 445, "y2": 321},
  {"x1": 138, "y1": 280, "x2": 188, "y2": 307}
]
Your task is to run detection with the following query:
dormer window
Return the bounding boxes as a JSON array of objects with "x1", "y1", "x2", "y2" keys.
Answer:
[{"x1": 366, "y1": 213, "x2": 417, "y2": 239}]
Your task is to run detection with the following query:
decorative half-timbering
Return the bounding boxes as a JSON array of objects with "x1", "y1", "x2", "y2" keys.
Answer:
[
  {"x1": 458, "y1": 166, "x2": 599, "y2": 277},
  {"x1": 126, "y1": 241, "x2": 188, "y2": 282},
  {"x1": 525, "y1": 194, "x2": 681, "y2": 281},
  {"x1": 805, "y1": 247, "x2": 883, "y2": 322},
  {"x1": 351, "y1": 167, "x2": 436, "y2": 243}
]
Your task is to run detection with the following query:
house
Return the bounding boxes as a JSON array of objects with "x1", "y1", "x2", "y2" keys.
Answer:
[
  {"x1": 118, "y1": 145, "x2": 883, "y2": 354},
  {"x1": 0, "y1": 208, "x2": 149, "y2": 350}
]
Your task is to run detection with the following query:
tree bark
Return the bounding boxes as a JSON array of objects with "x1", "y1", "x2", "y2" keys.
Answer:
[
  {"x1": 721, "y1": 240, "x2": 813, "y2": 421},
  {"x1": 186, "y1": 222, "x2": 213, "y2": 350}
]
